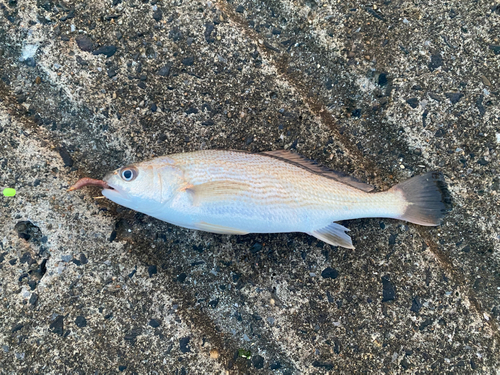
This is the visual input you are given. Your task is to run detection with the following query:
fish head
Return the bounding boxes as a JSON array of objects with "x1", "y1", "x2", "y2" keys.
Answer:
[{"x1": 102, "y1": 157, "x2": 181, "y2": 214}]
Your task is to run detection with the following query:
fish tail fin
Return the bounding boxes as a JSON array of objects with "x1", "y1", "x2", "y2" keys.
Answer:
[{"x1": 390, "y1": 172, "x2": 451, "y2": 226}]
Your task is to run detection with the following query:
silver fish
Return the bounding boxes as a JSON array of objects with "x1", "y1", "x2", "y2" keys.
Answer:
[{"x1": 70, "y1": 150, "x2": 449, "y2": 248}]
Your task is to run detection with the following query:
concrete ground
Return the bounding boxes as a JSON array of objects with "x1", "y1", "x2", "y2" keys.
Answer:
[{"x1": 1, "y1": 0, "x2": 499, "y2": 373}]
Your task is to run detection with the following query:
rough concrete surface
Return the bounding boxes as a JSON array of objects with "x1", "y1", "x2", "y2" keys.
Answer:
[{"x1": 0, "y1": 0, "x2": 499, "y2": 373}]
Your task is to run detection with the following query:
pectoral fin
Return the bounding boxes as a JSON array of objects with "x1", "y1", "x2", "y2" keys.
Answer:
[
  {"x1": 195, "y1": 221, "x2": 249, "y2": 235},
  {"x1": 188, "y1": 180, "x2": 250, "y2": 205},
  {"x1": 310, "y1": 223, "x2": 354, "y2": 249}
]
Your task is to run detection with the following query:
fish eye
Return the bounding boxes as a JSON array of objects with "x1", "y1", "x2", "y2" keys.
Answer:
[{"x1": 120, "y1": 166, "x2": 138, "y2": 182}]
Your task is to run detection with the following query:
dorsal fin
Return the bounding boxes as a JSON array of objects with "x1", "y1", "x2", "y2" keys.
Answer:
[{"x1": 261, "y1": 150, "x2": 374, "y2": 192}]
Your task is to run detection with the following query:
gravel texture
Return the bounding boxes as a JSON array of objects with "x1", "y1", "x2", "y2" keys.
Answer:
[{"x1": 1, "y1": 0, "x2": 499, "y2": 373}]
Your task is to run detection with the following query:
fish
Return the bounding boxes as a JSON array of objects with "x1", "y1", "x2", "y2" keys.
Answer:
[{"x1": 69, "y1": 150, "x2": 450, "y2": 249}]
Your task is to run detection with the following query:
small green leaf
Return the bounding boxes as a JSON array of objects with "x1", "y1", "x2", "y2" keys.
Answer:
[{"x1": 238, "y1": 349, "x2": 251, "y2": 359}]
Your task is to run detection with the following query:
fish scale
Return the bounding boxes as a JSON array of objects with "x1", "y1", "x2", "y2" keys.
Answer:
[{"x1": 174, "y1": 151, "x2": 394, "y2": 217}]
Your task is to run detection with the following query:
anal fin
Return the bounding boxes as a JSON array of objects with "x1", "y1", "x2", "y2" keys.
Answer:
[
  {"x1": 310, "y1": 223, "x2": 354, "y2": 249},
  {"x1": 195, "y1": 221, "x2": 249, "y2": 235}
]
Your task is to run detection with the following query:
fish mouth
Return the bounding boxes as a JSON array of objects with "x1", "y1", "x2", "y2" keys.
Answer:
[
  {"x1": 101, "y1": 182, "x2": 130, "y2": 203},
  {"x1": 103, "y1": 181, "x2": 118, "y2": 194},
  {"x1": 102, "y1": 172, "x2": 121, "y2": 195}
]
